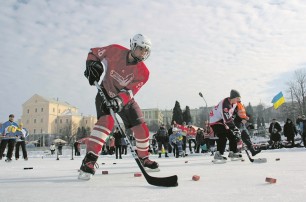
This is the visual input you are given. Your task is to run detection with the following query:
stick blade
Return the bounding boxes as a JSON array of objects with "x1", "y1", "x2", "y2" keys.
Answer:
[
  {"x1": 253, "y1": 158, "x2": 267, "y2": 163},
  {"x1": 146, "y1": 174, "x2": 178, "y2": 187}
]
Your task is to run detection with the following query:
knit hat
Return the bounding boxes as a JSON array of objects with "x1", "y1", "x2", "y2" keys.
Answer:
[{"x1": 230, "y1": 89, "x2": 241, "y2": 99}]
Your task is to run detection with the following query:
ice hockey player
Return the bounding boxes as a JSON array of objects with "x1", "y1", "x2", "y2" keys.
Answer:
[
  {"x1": 79, "y1": 34, "x2": 159, "y2": 180},
  {"x1": 169, "y1": 128, "x2": 184, "y2": 158},
  {"x1": 209, "y1": 90, "x2": 243, "y2": 163},
  {"x1": 234, "y1": 101, "x2": 261, "y2": 156}
]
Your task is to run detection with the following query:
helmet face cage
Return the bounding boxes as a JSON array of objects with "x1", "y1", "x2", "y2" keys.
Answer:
[{"x1": 130, "y1": 34, "x2": 151, "y2": 61}]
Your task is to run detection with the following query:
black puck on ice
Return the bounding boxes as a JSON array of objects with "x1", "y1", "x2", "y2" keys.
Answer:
[
  {"x1": 113, "y1": 163, "x2": 117, "y2": 164},
  {"x1": 24, "y1": 167, "x2": 33, "y2": 170},
  {"x1": 102, "y1": 163, "x2": 105, "y2": 165}
]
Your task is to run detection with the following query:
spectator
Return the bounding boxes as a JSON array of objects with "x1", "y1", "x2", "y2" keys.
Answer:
[
  {"x1": 74, "y1": 141, "x2": 81, "y2": 156},
  {"x1": 268, "y1": 118, "x2": 282, "y2": 149},
  {"x1": 195, "y1": 128, "x2": 204, "y2": 153},
  {"x1": 302, "y1": 116, "x2": 306, "y2": 147},
  {"x1": 15, "y1": 123, "x2": 29, "y2": 160},
  {"x1": 113, "y1": 128, "x2": 123, "y2": 159},
  {"x1": 155, "y1": 124, "x2": 169, "y2": 158},
  {"x1": 109, "y1": 136, "x2": 115, "y2": 155},
  {"x1": 58, "y1": 142, "x2": 63, "y2": 155},
  {"x1": 186, "y1": 124, "x2": 196, "y2": 154},
  {"x1": 50, "y1": 143, "x2": 56, "y2": 155},
  {"x1": 283, "y1": 118, "x2": 297, "y2": 148},
  {"x1": 0, "y1": 114, "x2": 19, "y2": 161},
  {"x1": 296, "y1": 115, "x2": 303, "y2": 134},
  {"x1": 121, "y1": 137, "x2": 127, "y2": 155}
]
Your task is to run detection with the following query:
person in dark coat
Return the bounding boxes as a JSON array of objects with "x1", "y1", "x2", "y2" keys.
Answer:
[
  {"x1": 74, "y1": 141, "x2": 81, "y2": 156},
  {"x1": 113, "y1": 128, "x2": 122, "y2": 159},
  {"x1": 268, "y1": 119, "x2": 282, "y2": 149},
  {"x1": 155, "y1": 124, "x2": 169, "y2": 158},
  {"x1": 283, "y1": 118, "x2": 297, "y2": 147},
  {"x1": 195, "y1": 128, "x2": 204, "y2": 153}
]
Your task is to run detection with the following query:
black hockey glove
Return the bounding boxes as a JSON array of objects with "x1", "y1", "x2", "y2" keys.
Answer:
[
  {"x1": 232, "y1": 127, "x2": 241, "y2": 142},
  {"x1": 84, "y1": 60, "x2": 104, "y2": 85},
  {"x1": 103, "y1": 96, "x2": 123, "y2": 113}
]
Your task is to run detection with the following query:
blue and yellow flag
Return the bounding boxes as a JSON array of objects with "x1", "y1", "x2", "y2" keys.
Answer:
[{"x1": 271, "y1": 92, "x2": 285, "y2": 109}]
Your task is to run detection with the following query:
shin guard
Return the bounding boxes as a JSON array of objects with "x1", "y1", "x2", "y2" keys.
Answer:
[
  {"x1": 87, "y1": 115, "x2": 114, "y2": 155},
  {"x1": 131, "y1": 123, "x2": 150, "y2": 158}
]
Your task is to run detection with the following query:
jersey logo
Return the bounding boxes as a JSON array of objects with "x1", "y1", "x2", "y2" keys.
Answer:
[{"x1": 110, "y1": 70, "x2": 134, "y2": 87}]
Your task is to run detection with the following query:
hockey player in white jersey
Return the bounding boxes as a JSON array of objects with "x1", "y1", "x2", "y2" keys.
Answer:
[{"x1": 209, "y1": 90, "x2": 243, "y2": 163}]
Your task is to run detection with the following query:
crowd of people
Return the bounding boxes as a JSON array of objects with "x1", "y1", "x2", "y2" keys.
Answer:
[{"x1": 0, "y1": 114, "x2": 29, "y2": 162}]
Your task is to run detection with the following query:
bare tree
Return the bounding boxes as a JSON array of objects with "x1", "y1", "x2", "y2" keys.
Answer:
[
  {"x1": 62, "y1": 120, "x2": 78, "y2": 145},
  {"x1": 287, "y1": 69, "x2": 306, "y2": 115}
]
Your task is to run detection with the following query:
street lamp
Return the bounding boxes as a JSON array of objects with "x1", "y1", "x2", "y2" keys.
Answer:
[{"x1": 199, "y1": 92, "x2": 209, "y2": 121}]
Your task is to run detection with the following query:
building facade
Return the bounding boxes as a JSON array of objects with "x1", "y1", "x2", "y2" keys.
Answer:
[{"x1": 21, "y1": 94, "x2": 97, "y2": 145}]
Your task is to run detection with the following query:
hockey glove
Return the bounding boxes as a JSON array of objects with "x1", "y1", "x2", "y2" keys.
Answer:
[
  {"x1": 84, "y1": 60, "x2": 104, "y2": 85},
  {"x1": 232, "y1": 127, "x2": 241, "y2": 142},
  {"x1": 103, "y1": 96, "x2": 123, "y2": 113}
]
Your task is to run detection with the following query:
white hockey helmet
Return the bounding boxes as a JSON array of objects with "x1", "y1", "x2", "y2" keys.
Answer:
[{"x1": 130, "y1": 34, "x2": 151, "y2": 61}]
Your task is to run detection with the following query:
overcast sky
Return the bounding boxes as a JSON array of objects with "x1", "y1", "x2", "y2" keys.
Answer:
[{"x1": 1, "y1": 0, "x2": 306, "y2": 122}]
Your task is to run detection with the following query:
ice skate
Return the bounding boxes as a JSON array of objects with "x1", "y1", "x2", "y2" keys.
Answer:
[
  {"x1": 141, "y1": 157, "x2": 160, "y2": 172},
  {"x1": 78, "y1": 152, "x2": 98, "y2": 180},
  {"x1": 212, "y1": 151, "x2": 227, "y2": 164},
  {"x1": 228, "y1": 151, "x2": 244, "y2": 161},
  {"x1": 5, "y1": 158, "x2": 12, "y2": 162},
  {"x1": 251, "y1": 149, "x2": 261, "y2": 156}
]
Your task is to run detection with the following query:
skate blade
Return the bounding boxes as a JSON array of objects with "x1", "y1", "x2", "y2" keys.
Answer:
[
  {"x1": 145, "y1": 168, "x2": 160, "y2": 172},
  {"x1": 253, "y1": 158, "x2": 267, "y2": 163},
  {"x1": 212, "y1": 159, "x2": 227, "y2": 164},
  {"x1": 78, "y1": 170, "x2": 93, "y2": 180}
]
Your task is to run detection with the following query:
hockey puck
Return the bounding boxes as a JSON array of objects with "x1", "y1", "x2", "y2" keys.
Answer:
[
  {"x1": 24, "y1": 167, "x2": 33, "y2": 170},
  {"x1": 134, "y1": 173, "x2": 142, "y2": 177},
  {"x1": 185, "y1": 161, "x2": 188, "y2": 163},
  {"x1": 265, "y1": 177, "x2": 277, "y2": 184},
  {"x1": 102, "y1": 171, "x2": 109, "y2": 175},
  {"x1": 113, "y1": 162, "x2": 117, "y2": 164},
  {"x1": 275, "y1": 158, "x2": 280, "y2": 161},
  {"x1": 241, "y1": 159, "x2": 245, "y2": 162},
  {"x1": 192, "y1": 175, "x2": 200, "y2": 181},
  {"x1": 101, "y1": 163, "x2": 105, "y2": 165}
]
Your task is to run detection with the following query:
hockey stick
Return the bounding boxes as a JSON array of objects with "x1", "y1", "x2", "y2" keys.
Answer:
[
  {"x1": 245, "y1": 150, "x2": 267, "y2": 163},
  {"x1": 94, "y1": 81, "x2": 178, "y2": 187}
]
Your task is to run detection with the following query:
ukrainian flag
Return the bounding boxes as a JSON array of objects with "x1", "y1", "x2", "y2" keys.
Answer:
[{"x1": 271, "y1": 91, "x2": 285, "y2": 109}]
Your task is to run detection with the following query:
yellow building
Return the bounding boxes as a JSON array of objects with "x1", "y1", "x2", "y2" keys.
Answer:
[{"x1": 21, "y1": 94, "x2": 97, "y2": 143}]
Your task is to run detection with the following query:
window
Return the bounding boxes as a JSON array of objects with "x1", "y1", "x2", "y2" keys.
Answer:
[
  {"x1": 66, "y1": 119, "x2": 68, "y2": 123},
  {"x1": 35, "y1": 108, "x2": 37, "y2": 112},
  {"x1": 59, "y1": 129, "x2": 62, "y2": 133},
  {"x1": 34, "y1": 129, "x2": 36, "y2": 134},
  {"x1": 27, "y1": 109, "x2": 29, "y2": 113},
  {"x1": 41, "y1": 118, "x2": 43, "y2": 123},
  {"x1": 41, "y1": 108, "x2": 43, "y2": 112},
  {"x1": 41, "y1": 129, "x2": 43, "y2": 133},
  {"x1": 60, "y1": 119, "x2": 62, "y2": 124},
  {"x1": 85, "y1": 120, "x2": 88, "y2": 124},
  {"x1": 26, "y1": 120, "x2": 29, "y2": 124},
  {"x1": 55, "y1": 119, "x2": 57, "y2": 124},
  {"x1": 34, "y1": 119, "x2": 36, "y2": 124},
  {"x1": 53, "y1": 108, "x2": 55, "y2": 112}
]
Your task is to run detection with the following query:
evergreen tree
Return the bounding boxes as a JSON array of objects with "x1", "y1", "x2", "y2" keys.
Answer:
[
  {"x1": 261, "y1": 117, "x2": 265, "y2": 128},
  {"x1": 245, "y1": 102, "x2": 255, "y2": 124},
  {"x1": 183, "y1": 106, "x2": 192, "y2": 124},
  {"x1": 172, "y1": 101, "x2": 183, "y2": 124},
  {"x1": 257, "y1": 117, "x2": 262, "y2": 129}
]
